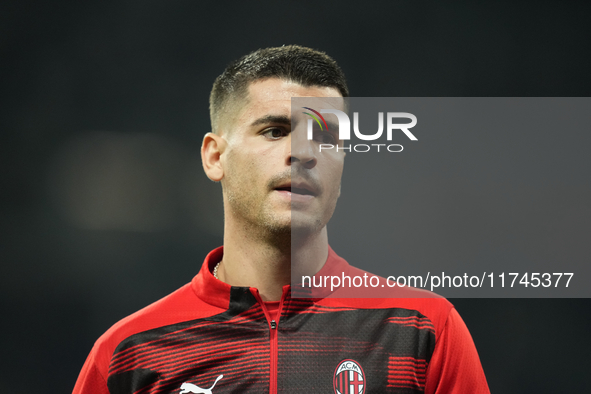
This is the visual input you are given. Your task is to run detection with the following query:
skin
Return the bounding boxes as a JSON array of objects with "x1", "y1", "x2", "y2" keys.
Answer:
[{"x1": 201, "y1": 78, "x2": 345, "y2": 301}]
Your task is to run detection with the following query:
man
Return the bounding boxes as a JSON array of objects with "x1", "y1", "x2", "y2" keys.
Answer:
[{"x1": 74, "y1": 45, "x2": 489, "y2": 394}]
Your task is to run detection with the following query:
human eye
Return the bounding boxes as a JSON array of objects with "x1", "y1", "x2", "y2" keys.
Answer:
[
  {"x1": 313, "y1": 130, "x2": 337, "y2": 145},
  {"x1": 262, "y1": 127, "x2": 289, "y2": 140}
]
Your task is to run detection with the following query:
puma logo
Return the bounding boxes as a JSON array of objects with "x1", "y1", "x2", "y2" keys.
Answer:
[{"x1": 179, "y1": 374, "x2": 224, "y2": 394}]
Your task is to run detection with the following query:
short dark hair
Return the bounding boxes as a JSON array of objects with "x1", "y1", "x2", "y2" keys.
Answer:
[{"x1": 209, "y1": 45, "x2": 349, "y2": 133}]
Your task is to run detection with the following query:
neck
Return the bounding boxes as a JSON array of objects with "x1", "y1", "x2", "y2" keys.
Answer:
[{"x1": 218, "y1": 220, "x2": 328, "y2": 301}]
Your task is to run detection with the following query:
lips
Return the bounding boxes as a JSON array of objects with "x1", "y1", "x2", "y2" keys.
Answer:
[
  {"x1": 275, "y1": 182, "x2": 318, "y2": 196},
  {"x1": 276, "y1": 186, "x2": 315, "y2": 196}
]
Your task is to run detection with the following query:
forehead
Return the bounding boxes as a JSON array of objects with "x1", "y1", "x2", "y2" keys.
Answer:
[
  {"x1": 236, "y1": 78, "x2": 343, "y2": 124},
  {"x1": 248, "y1": 78, "x2": 341, "y2": 102}
]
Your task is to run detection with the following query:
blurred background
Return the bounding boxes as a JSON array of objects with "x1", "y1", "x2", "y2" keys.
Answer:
[{"x1": 1, "y1": 1, "x2": 590, "y2": 393}]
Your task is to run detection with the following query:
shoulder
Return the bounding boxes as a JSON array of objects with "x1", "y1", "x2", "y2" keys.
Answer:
[
  {"x1": 313, "y1": 261, "x2": 455, "y2": 337},
  {"x1": 315, "y1": 296, "x2": 454, "y2": 340},
  {"x1": 89, "y1": 280, "x2": 223, "y2": 378}
]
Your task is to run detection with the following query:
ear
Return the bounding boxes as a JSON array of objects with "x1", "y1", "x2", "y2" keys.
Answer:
[{"x1": 201, "y1": 132, "x2": 226, "y2": 182}]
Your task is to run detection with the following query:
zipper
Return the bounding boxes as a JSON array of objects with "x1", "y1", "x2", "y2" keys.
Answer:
[
  {"x1": 252, "y1": 287, "x2": 288, "y2": 394},
  {"x1": 269, "y1": 317, "x2": 278, "y2": 394}
]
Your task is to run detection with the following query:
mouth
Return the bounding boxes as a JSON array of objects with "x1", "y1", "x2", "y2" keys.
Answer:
[{"x1": 275, "y1": 184, "x2": 317, "y2": 196}]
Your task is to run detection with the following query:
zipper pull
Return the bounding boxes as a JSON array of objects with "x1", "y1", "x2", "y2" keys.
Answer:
[{"x1": 270, "y1": 320, "x2": 277, "y2": 329}]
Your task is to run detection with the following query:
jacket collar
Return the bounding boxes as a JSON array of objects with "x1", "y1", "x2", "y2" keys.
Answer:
[{"x1": 191, "y1": 245, "x2": 350, "y2": 308}]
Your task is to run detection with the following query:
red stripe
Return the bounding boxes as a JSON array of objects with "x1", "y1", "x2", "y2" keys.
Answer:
[
  {"x1": 388, "y1": 367, "x2": 427, "y2": 375},
  {"x1": 303, "y1": 107, "x2": 330, "y2": 131},
  {"x1": 387, "y1": 355, "x2": 429, "y2": 390},
  {"x1": 120, "y1": 341, "x2": 267, "y2": 374},
  {"x1": 387, "y1": 318, "x2": 434, "y2": 325},
  {"x1": 345, "y1": 371, "x2": 349, "y2": 394},
  {"x1": 110, "y1": 321, "x2": 267, "y2": 369},
  {"x1": 158, "y1": 349, "x2": 268, "y2": 375},
  {"x1": 112, "y1": 333, "x2": 263, "y2": 368},
  {"x1": 111, "y1": 310, "x2": 266, "y2": 365},
  {"x1": 386, "y1": 317, "x2": 435, "y2": 328},
  {"x1": 111, "y1": 333, "x2": 267, "y2": 373},
  {"x1": 388, "y1": 372, "x2": 427, "y2": 381},
  {"x1": 388, "y1": 356, "x2": 428, "y2": 363},
  {"x1": 111, "y1": 319, "x2": 224, "y2": 363},
  {"x1": 112, "y1": 337, "x2": 267, "y2": 374}
]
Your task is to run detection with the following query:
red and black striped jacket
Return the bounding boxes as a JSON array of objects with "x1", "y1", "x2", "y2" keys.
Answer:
[{"x1": 73, "y1": 247, "x2": 489, "y2": 394}]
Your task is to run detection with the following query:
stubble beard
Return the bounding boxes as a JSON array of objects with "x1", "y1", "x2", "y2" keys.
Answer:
[
  {"x1": 223, "y1": 167, "x2": 336, "y2": 250},
  {"x1": 225, "y1": 188, "x2": 333, "y2": 254},
  {"x1": 225, "y1": 183, "x2": 291, "y2": 246}
]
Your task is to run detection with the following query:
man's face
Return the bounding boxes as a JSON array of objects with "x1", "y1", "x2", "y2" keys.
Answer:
[{"x1": 219, "y1": 78, "x2": 345, "y2": 237}]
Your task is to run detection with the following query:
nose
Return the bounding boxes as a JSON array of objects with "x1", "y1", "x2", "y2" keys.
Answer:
[{"x1": 289, "y1": 131, "x2": 317, "y2": 169}]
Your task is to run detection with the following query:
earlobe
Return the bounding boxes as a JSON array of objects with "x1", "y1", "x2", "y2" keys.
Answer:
[{"x1": 201, "y1": 132, "x2": 226, "y2": 182}]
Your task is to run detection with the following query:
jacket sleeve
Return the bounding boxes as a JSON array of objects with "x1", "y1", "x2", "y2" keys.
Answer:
[
  {"x1": 72, "y1": 346, "x2": 110, "y2": 394},
  {"x1": 425, "y1": 307, "x2": 490, "y2": 394}
]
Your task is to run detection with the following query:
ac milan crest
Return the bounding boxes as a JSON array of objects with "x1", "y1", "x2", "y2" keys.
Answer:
[{"x1": 333, "y1": 359, "x2": 366, "y2": 394}]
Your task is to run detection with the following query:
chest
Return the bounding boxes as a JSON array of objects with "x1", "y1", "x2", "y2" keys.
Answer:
[{"x1": 107, "y1": 308, "x2": 435, "y2": 394}]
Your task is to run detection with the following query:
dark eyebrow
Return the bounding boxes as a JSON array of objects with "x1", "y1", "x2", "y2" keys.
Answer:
[{"x1": 250, "y1": 115, "x2": 291, "y2": 127}]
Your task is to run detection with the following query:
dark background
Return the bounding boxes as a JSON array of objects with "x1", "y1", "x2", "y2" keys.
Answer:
[
  {"x1": 325, "y1": 97, "x2": 591, "y2": 298},
  {"x1": 1, "y1": 1, "x2": 590, "y2": 393}
]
